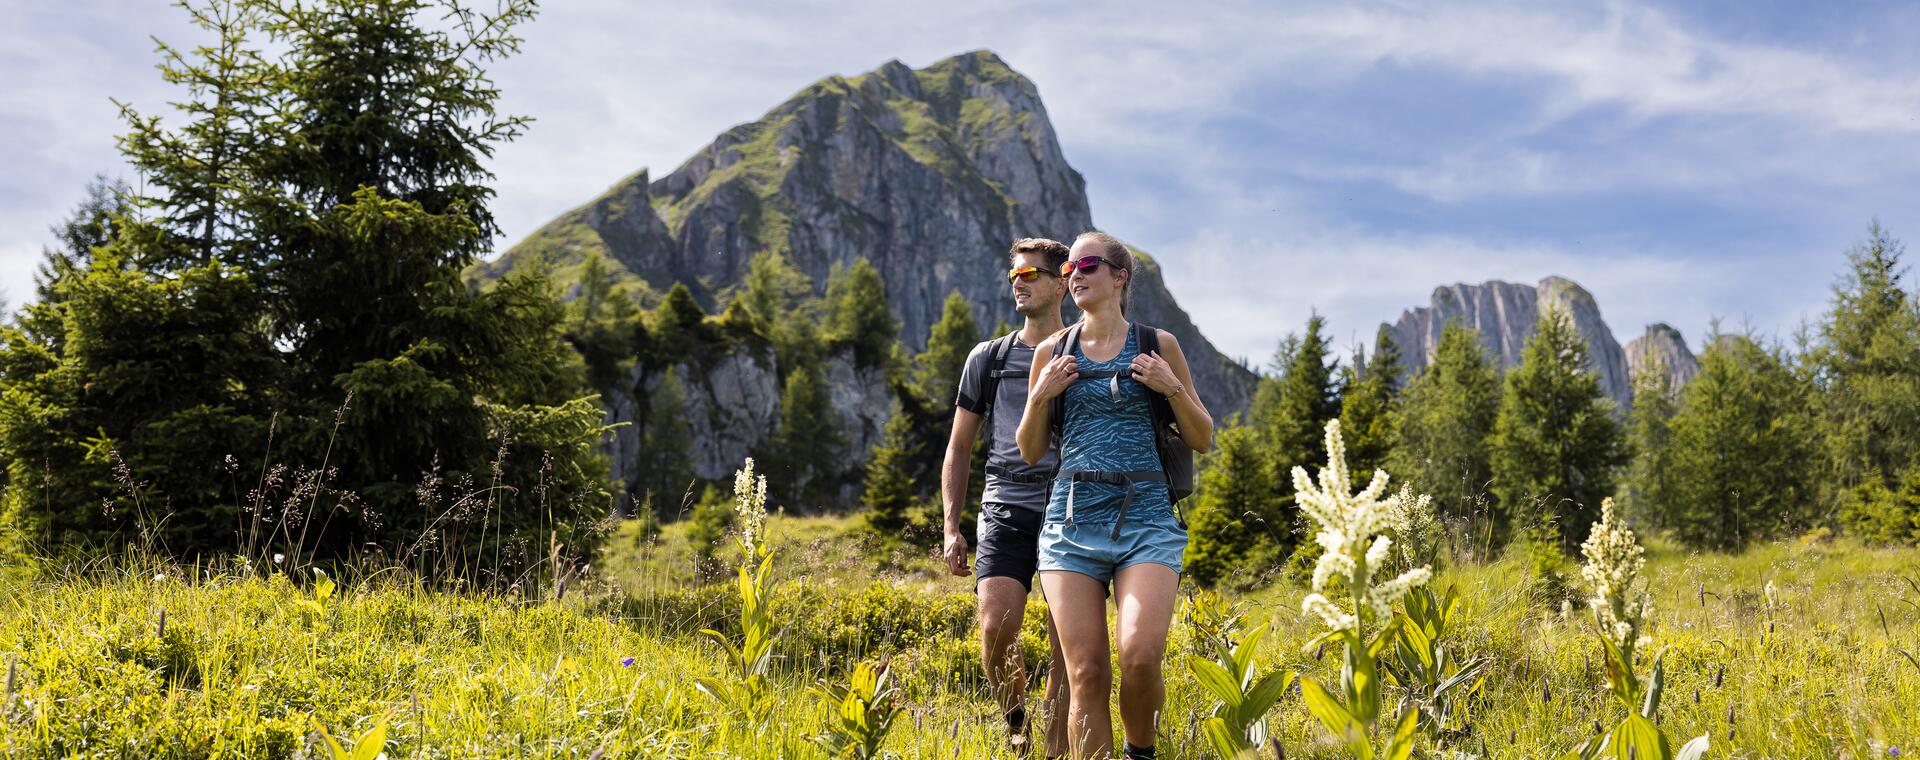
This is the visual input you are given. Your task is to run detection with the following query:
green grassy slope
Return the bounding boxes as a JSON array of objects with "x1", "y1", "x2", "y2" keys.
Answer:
[{"x1": 4, "y1": 522, "x2": 1917, "y2": 757}]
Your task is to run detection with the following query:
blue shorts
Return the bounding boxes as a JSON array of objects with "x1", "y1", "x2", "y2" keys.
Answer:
[{"x1": 1037, "y1": 515, "x2": 1187, "y2": 585}]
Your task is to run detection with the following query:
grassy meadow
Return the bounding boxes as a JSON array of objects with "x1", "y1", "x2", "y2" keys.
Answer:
[{"x1": 2, "y1": 512, "x2": 1917, "y2": 758}]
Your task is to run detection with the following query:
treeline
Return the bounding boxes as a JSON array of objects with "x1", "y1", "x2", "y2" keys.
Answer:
[
  {"x1": 567, "y1": 244, "x2": 1001, "y2": 553},
  {"x1": 1184, "y1": 225, "x2": 1920, "y2": 588}
]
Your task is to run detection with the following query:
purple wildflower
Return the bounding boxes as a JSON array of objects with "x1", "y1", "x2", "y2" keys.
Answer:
[{"x1": 621, "y1": 657, "x2": 635, "y2": 668}]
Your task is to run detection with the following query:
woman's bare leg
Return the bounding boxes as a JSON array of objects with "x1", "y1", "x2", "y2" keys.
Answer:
[
  {"x1": 1041, "y1": 570, "x2": 1113, "y2": 759},
  {"x1": 1112, "y1": 563, "x2": 1179, "y2": 751}
]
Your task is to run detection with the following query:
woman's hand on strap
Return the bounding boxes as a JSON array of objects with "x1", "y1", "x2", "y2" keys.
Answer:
[
  {"x1": 1129, "y1": 351, "x2": 1182, "y2": 398},
  {"x1": 1031, "y1": 353, "x2": 1079, "y2": 403}
]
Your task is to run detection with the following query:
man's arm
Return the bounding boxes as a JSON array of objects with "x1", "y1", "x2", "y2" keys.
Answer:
[{"x1": 941, "y1": 407, "x2": 985, "y2": 575}]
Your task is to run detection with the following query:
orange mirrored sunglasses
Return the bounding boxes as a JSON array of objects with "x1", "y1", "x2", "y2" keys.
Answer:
[{"x1": 1007, "y1": 265, "x2": 1059, "y2": 284}]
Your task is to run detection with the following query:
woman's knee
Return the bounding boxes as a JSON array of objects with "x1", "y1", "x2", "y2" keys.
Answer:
[{"x1": 1117, "y1": 647, "x2": 1165, "y2": 681}]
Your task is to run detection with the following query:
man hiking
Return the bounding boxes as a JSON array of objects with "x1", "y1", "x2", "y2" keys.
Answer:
[{"x1": 944, "y1": 237, "x2": 1072, "y2": 757}]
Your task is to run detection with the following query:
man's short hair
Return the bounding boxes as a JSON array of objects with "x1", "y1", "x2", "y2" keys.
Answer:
[{"x1": 1009, "y1": 237, "x2": 1070, "y2": 273}]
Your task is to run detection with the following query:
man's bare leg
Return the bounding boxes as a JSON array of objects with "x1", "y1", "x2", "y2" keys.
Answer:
[
  {"x1": 1043, "y1": 614, "x2": 1070, "y2": 757},
  {"x1": 978, "y1": 576, "x2": 1031, "y2": 739}
]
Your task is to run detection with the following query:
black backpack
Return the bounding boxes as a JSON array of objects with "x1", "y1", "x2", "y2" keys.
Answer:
[
  {"x1": 1049, "y1": 322, "x2": 1195, "y2": 503},
  {"x1": 978, "y1": 330, "x2": 1022, "y2": 435}
]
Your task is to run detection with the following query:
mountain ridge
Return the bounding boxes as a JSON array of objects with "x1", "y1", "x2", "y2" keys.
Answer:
[{"x1": 474, "y1": 50, "x2": 1255, "y2": 418}]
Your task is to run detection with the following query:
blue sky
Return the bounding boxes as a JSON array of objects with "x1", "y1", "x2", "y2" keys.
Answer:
[{"x1": 6, "y1": 0, "x2": 1918, "y2": 364}]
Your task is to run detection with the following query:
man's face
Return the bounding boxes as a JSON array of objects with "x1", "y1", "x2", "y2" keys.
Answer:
[{"x1": 1010, "y1": 251, "x2": 1064, "y2": 316}]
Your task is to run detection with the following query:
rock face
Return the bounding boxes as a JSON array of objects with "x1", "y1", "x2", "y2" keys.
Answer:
[
  {"x1": 1623, "y1": 323, "x2": 1700, "y2": 398},
  {"x1": 1384, "y1": 276, "x2": 1634, "y2": 411},
  {"x1": 603, "y1": 342, "x2": 782, "y2": 490},
  {"x1": 473, "y1": 50, "x2": 1256, "y2": 421}
]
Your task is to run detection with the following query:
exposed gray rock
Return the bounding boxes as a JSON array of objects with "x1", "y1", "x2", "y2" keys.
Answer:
[
  {"x1": 1385, "y1": 276, "x2": 1633, "y2": 411},
  {"x1": 1624, "y1": 323, "x2": 1700, "y2": 398},
  {"x1": 601, "y1": 342, "x2": 903, "y2": 511},
  {"x1": 603, "y1": 342, "x2": 782, "y2": 511},
  {"x1": 824, "y1": 350, "x2": 895, "y2": 467}
]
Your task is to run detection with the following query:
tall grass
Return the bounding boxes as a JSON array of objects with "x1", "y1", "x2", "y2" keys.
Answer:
[{"x1": 3, "y1": 503, "x2": 1918, "y2": 756}]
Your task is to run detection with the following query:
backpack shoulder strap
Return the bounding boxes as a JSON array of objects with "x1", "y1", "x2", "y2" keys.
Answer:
[
  {"x1": 980, "y1": 331, "x2": 1020, "y2": 430},
  {"x1": 1135, "y1": 322, "x2": 1177, "y2": 454},
  {"x1": 1135, "y1": 322, "x2": 1161, "y2": 357},
  {"x1": 1048, "y1": 323, "x2": 1084, "y2": 444}
]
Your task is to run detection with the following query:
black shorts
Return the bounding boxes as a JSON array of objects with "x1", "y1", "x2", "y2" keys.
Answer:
[{"x1": 975, "y1": 502, "x2": 1044, "y2": 592}]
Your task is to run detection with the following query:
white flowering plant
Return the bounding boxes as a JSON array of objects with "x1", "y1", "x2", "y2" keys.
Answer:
[
  {"x1": 696, "y1": 458, "x2": 779, "y2": 729},
  {"x1": 1560, "y1": 498, "x2": 1710, "y2": 760},
  {"x1": 1293, "y1": 420, "x2": 1430, "y2": 759}
]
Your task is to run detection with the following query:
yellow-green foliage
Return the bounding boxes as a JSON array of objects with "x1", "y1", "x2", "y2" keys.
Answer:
[{"x1": 4, "y1": 525, "x2": 1918, "y2": 757}]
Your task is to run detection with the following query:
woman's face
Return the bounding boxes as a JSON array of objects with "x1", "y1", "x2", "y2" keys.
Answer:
[{"x1": 1065, "y1": 240, "x2": 1125, "y2": 311}]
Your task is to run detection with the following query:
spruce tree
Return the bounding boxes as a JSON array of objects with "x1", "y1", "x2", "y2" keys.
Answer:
[
  {"x1": 1388, "y1": 322, "x2": 1501, "y2": 536},
  {"x1": 913, "y1": 291, "x2": 981, "y2": 407},
  {"x1": 741, "y1": 250, "x2": 816, "y2": 366},
  {"x1": 646, "y1": 283, "x2": 709, "y2": 364},
  {"x1": 1238, "y1": 314, "x2": 1342, "y2": 569},
  {"x1": 1665, "y1": 333, "x2": 1815, "y2": 549},
  {"x1": 1340, "y1": 325, "x2": 1402, "y2": 481},
  {"x1": 1253, "y1": 315, "x2": 1343, "y2": 470},
  {"x1": 1181, "y1": 421, "x2": 1279, "y2": 588},
  {"x1": 767, "y1": 363, "x2": 842, "y2": 509},
  {"x1": 1810, "y1": 223, "x2": 1920, "y2": 529},
  {"x1": 1490, "y1": 308, "x2": 1629, "y2": 549},
  {"x1": 634, "y1": 371, "x2": 695, "y2": 519},
  {"x1": 1621, "y1": 356, "x2": 1678, "y2": 526},
  {"x1": 862, "y1": 401, "x2": 919, "y2": 537},
  {"x1": 35, "y1": 176, "x2": 131, "y2": 304},
  {"x1": 824, "y1": 258, "x2": 898, "y2": 368}
]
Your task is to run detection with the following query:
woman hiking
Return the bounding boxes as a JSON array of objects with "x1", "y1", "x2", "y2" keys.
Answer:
[{"x1": 1015, "y1": 231, "x2": 1213, "y2": 760}]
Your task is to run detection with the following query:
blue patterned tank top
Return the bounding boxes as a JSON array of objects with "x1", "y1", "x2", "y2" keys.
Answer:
[{"x1": 1044, "y1": 325, "x2": 1173, "y2": 524}]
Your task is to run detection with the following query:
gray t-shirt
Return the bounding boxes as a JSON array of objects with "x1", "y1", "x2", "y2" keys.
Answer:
[{"x1": 956, "y1": 334, "x2": 1059, "y2": 510}]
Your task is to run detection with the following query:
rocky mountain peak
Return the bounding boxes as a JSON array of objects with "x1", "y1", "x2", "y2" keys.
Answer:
[
  {"x1": 1385, "y1": 276, "x2": 1633, "y2": 410},
  {"x1": 1624, "y1": 322, "x2": 1700, "y2": 398}
]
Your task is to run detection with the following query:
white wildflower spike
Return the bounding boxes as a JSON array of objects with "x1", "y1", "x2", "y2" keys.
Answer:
[
  {"x1": 733, "y1": 458, "x2": 770, "y2": 558},
  {"x1": 1579, "y1": 498, "x2": 1652, "y2": 663},
  {"x1": 1293, "y1": 419, "x2": 1434, "y2": 635}
]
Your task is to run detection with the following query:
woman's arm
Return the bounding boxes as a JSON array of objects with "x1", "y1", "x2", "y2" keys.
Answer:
[
  {"x1": 1016, "y1": 335, "x2": 1078, "y2": 464},
  {"x1": 1131, "y1": 330, "x2": 1214, "y2": 453}
]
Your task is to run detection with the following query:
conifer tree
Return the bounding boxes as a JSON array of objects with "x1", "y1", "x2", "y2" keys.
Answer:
[
  {"x1": 1, "y1": 0, "x2": 610, "y2": 566},
  {"x1": 767, "y1": 363, "x2": 842, "y2": 509},
  {"x1": 635, "y1": 371, "x2": 695, "y2": 519},
  {"x1": 1490, "y1": 308, "x2": 1629, "y2": 549},
  {"x1": 1181, "y1": 421, "x2": 1279, "y2": 587},
  {"x1": 1809, "y1": 223, "x2": 1920, "y2": 531},
  {"x1": 1621, "y1": 357, "x2": 1678, "y2": 526},
  {"x1": 862, "y1": 401, "x2": 919, "y2": 537},
  {"x1": 912, "y1": 291, "x2": 981, "y2": 407},
  {"x1": 1388, "y1": 322, "x2": 1501, "y2": 535},
  {"x1": 824, "y1": 258, "x2": 898, "y2": 368},
  {"x1": 646, "y1": 283, "x2": 709, "y2": 364},
  {"x1": 1665, "y1": 332, "x2": 1815, "y2": 549},
  {"x1": 1340, "y1": 325, "x2": 1402, "y2": 481},
  {"x1": 35, "y1": 176, "x2": 131, "y2": 304},
  {"x1": 1253, "y1": 315, "x2": 1344, "y2": 471},
  {"x1": 741, "y1": 250, "x2": 816, "y2": 366},
  {"x1": 1236, "y1": 315, "x2": 1343, "y2": 568}
]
